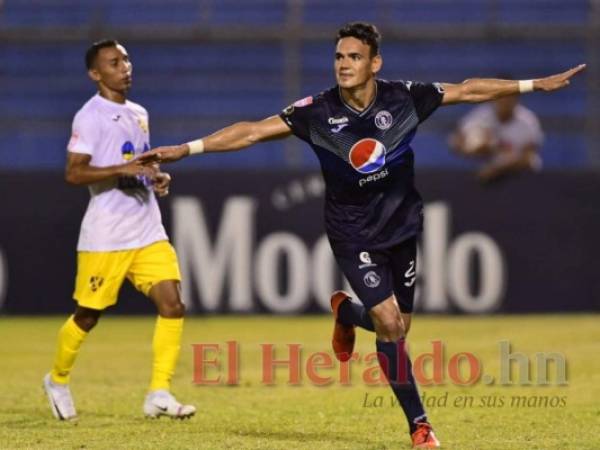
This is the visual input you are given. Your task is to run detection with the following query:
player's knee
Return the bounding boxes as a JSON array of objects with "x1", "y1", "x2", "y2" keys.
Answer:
[
  {"x1": 375, "y1": 317, "x2": 405, "y2": 341},
  {"x1": 73, "y1": 310, "x2": 100, "y2": 332},
  {"x1": 159, "y1": 298, "x2": 185, "y2": 318},
  {"x1": 170, "y1": 300, "x2": 185, "y2": 318}
]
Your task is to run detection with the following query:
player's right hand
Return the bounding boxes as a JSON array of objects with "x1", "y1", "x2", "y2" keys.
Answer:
[
  {"x1": 138, "y1": 145, "x2": 189, "y2": 165},
  {"x1": 117, "y1": 158, "x2": 148, "y2": 177}
]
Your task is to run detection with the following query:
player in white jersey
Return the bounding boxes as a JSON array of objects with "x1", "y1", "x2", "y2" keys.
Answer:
[
  {"x1": 43, "y1": 39, "x2": 195, "y2": 421},
  {"x1": 450, "y1": 93, "x2": 544, "y2": 183}
]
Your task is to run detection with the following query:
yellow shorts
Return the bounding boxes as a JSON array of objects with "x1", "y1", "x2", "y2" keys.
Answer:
[{"x1": 73, "y1": 240, "x2": 181, "y2": 310}]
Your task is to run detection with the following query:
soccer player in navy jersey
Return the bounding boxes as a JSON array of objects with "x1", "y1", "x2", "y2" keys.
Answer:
[{"x1": 140, "y1": 22, "x2": 584, "y2": 448}]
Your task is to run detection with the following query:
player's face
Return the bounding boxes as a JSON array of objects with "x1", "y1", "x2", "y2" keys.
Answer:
[
  {"x1": 88, "y1": 45, "x2": 133, "y2": 93},
  {"x1": 334, "y1": 37, "x2": 381, "y2": 89}
]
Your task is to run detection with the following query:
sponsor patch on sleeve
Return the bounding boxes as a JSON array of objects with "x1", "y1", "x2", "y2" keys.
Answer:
[
  {"x1": 282, "y1": 95, "x2": 313, "y2": 117},
  {"x1": 293, "y1": 96, "x2": 313, "y2": 107},
  {"x1": 282, "y1": 105, "x2": 295, "y2": 116}
]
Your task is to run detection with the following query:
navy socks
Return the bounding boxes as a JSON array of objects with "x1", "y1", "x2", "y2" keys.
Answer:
[
  {"x1": 337, "y1": 299, "x2": 375, "y2": 331},
  {"x1": 376, "y1": 338, "x2": 427, "y2": 433},
  {"x1": 336, "y1": 297, "x2": 427, "y2": 433}
]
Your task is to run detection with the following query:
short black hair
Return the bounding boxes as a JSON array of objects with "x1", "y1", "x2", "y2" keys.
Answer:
[
  {"x1": 85, "y1": 39, "x2": 120, "y2": 70},
  {"x1": 335, "y1": 22, "x2": 381, "y2": 57}
]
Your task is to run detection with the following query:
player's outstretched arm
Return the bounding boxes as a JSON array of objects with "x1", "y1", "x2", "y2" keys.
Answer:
[
  {"x1": 441, "y1": 64, "x2": 586, "y2": 105},
  {"x1": 139, "y1": 115, "x2": 292, "y2": 164}
]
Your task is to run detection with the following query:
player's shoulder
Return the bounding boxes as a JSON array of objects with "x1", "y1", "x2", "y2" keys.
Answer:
[
  {"x1": 380, "y1": 78, "x2": 415, "y2": 93},
  {"x1": 282, "y1": 88, "x2": 331, "y2": 117},
  {"x1": 380, "y1": 78, "x2": 407, "y2": 88},
  {"x1": 384, "y1": 79, "x2": 445, "y2": 95},
  {"x1": 298, "y1": 88, "x2": 332, "y2": 108},
  {"x1": 126, "y1": 99, "x2": 148, "y2": 117},
  {"x1": 73, "y1": 95, "x2": 103, "y2": 124},
  {"x1": 514, "y1": 104, "x2": 540, "y2": 125},
  {"x1": 378, "y1": 79, "x2": 422, "y2": 102}
]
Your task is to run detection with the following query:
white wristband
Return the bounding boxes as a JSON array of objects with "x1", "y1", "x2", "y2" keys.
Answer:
[
  {"x1": 186, "y1": 139, "x2": 205, "y2": 155},
  {"x1": 518, "y1": 80, "x2": 534, "y2": 94}
]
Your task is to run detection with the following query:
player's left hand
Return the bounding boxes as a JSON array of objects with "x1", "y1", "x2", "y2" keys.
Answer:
[
  {"x1": 152, "y1": 171, "x2": 172, "y2": 197},
  {"x1": 534, "y1": 64, "x2": 586, "y2": 92}
]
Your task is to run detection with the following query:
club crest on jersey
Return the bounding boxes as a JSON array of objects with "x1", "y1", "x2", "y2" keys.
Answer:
[
  {"x1": 374, "y1": 110, "x2": 393, "y2": 130},
  {"x1": 121, "y1": 141, "x2": 135, "y2": 161},
  {"x1": 349, "y1": 138, "x2": 386, "y2": 174}
]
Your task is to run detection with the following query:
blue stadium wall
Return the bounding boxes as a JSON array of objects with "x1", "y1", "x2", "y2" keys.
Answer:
[{"x1": 0, "y1": 0, "x2": 591, "y2": 170}]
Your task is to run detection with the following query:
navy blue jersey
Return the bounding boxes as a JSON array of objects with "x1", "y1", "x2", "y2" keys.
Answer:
[{"x1": 280, "y1": 79, "x2": 444, "y2": 253}]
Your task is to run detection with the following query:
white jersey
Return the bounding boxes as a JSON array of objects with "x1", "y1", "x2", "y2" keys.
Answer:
[
  {"x1": 67, "y1": 94, "x2": 168, "y2": 251},
  {"x1": 459, "y1": 104, "x2": 544, "y2": 154}
]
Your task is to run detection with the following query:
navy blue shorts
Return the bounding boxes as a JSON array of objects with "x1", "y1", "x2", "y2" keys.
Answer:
[{"x1": 333, "y1": 237, "x2": 417, "y2": 313}]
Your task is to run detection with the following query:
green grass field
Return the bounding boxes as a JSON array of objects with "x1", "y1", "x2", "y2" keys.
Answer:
[{"x1": 0, "y1": 315, "x2": 598, "y2": 449}]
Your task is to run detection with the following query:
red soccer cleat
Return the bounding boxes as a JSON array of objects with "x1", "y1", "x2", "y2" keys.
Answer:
[
  {"x1": 330, "y1": 290, "x2": 356, "y2": 362},
  {"x1": 411, "y1": 422, "x2": 440, "y2": 448}
]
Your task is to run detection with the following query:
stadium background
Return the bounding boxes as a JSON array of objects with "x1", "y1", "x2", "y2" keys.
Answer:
[
  {"x1": 0, "y1": 0, "x2": 598, "y2": 315},
  {"x1": 0, "y1": 2, "x2": 599, "y2": 450}
]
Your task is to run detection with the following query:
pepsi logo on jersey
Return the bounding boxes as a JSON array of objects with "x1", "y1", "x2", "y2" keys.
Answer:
[
  {"x1": 349, "y1": 138, "x2": 386, "y2": 174},
  {"x1": 358, "y1": 168, "x2": 389, "y2": 187}
]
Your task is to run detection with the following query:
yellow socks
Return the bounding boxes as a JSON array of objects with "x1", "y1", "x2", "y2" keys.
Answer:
[
  {"x1": 150, "y1": 316, "x2": 184, "y2": 391},
  {"x1": 50, "y1": 315, "x2": 88, "y2": 384},
  {"x1": 50, "y1": 315, "x2": 183, "y2": 391}
]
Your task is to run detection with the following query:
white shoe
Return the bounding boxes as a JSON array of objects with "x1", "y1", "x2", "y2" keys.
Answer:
[
  {"x1": 143, "y1": 390, "x2": 196, "y2": 419},
  {"x1": 43, "y1": 373, "x2": 77, "y2": 421}
]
